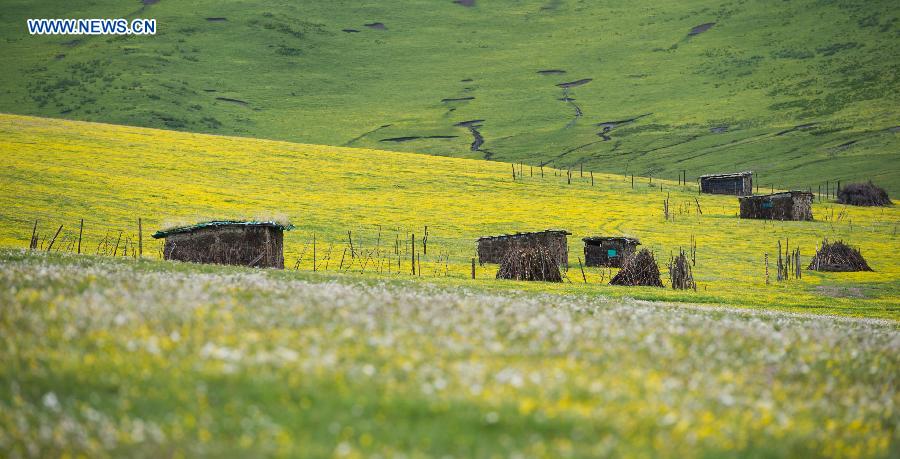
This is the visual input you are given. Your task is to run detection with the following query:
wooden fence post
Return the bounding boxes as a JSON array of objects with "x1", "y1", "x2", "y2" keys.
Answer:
[
  {"x1": 137, "y1": 218, "x2": 141, "y2": 258},
  {"x1": 578, "y1": 257, "x2": 587, "y2": 283},
  {"x1": 471, "y1": 258, "x2": 476, "y2": 279},
  {"x1": 77, "y1": 219, "x2": 84, "y2": 254},
  {"x1": 411, "y1": 233, "x2": 416, "y2": 275},
  {"x1": 30, "y1": 220, "x2": 38, "y2": 250},
  {"x1": 113, "y1": 231, "x2": 122, "y2": 257},
  {"x1": 590, "y1": 171, "x2": 594, "y2": 186},
  {"x1": 313, "y1": 233, "x2": 317, "y2": 271},
  {"x1": 47, "y1": 225, "x2": 63, "y2": 252},
  {"x1": 348, "y1": 230, "x2": 355, "y2": 258}
]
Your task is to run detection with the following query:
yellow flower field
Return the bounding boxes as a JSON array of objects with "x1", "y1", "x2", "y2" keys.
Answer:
[{"x1": 0, "y1": 114, "x2": 897, "y2": 318}]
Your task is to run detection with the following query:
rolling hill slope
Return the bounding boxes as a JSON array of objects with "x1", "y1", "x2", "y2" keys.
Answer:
[
  {"x1": 1, "y1": 0, "x2": 898, "y2": 192},
  {"x1": 1, "y1": 114, "x2": 898, "y2": 317}
]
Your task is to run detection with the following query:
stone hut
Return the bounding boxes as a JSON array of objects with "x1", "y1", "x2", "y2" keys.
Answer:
[
  {"x1": 583, "y1": 236, "x2": 641, "y2": 268},
  {"x1": 152, "y1": 220, "x2": 293, "y2": 268},
  {"x1": 477, "y1": 230, "x2": 570, "y2": 267},
  {"x1": 699, "y1": 171, "x2": 753, "y2": 196},
  {"x1": 739, "y1": 191, "x2": 814, "y2": 221}
]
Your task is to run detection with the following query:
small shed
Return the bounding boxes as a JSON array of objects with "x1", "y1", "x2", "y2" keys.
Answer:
[
  {"x1": 583, "y1": 236, "x2": 640, "y2": 268},
  {"x1": 699, "y1": 171, "x2": 753, "y2": 196},
  {"x1": 477, "y1": 230, "x2": 570, "y2": 267},
  {"x1": 152, "y1": 220, "x2": 293, "y2": 268},
  {"x1": 739, "y1": 191, "x2": 813, "y2": 221}
]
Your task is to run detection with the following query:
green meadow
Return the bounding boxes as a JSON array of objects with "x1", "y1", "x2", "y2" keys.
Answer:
[{"x1": 0, "y1": 0, "x2": 897, "y2": 192}]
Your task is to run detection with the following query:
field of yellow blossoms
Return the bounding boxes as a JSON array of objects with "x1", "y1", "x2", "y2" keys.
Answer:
[{"x1": 0, "y1": 114, "x2": 898, "y2": 318}]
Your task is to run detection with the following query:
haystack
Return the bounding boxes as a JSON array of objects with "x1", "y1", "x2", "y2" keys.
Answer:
[
  {"x1": 610, "y1": 249, "x2": 664, "y2": 287},
  {"x1": 837, "y1": 182, "x2": 892, "y2": 207},
  {"x1": 496, "y1": 245, "x2": 562, "y2": 282},
  {"x1": 667, "y1": 250, "x2": 696, "y2": 290},
  {"x1": 807, "y1": 240, "x2": 872, "y2": 272}
]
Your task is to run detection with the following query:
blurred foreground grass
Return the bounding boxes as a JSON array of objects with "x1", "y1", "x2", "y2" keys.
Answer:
[{"x1": 1, "y1": 250, "x2": 898, "y2": 457}]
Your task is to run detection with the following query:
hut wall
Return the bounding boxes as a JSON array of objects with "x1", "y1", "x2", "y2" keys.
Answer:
[
  {"x1": 478, "y1": 232, "x2": 568, "y2": 267},
  {"x1": 791, "y1": 194, "x2": 813, "y2": 221},
  {"x1": 163, "y1": 225, "x2": 284, "y2": 268},
  {"x1": 739, "y1": 193, "x2": 813, "y2": 221},
  {"x1": 700, "y1": 176, "x2": 752, "y2": 196},
  {"x1": 584, "y1": 241, "x2": 638, "y2": 267}
]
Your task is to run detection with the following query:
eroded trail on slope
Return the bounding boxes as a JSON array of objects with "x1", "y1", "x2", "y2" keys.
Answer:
[
  {"x1": 344, "y1": 124, "x2": 392, "y2": 146},
  {"x1": 555, "y1": 79, "x2": 592, "y2": 128},
  {"x1": 455, "y1": 119, "x2": 488, "y2": 157},
  {"x1": 596, "y1": 114, "x2": 652, "y2": 140}
]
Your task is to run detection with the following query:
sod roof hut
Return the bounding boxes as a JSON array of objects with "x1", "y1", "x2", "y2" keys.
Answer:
[
  {"x1": 739, "y1": 191, "x2": 813, "y2": 221},
  {"x1": 583, "y1": 236, "x2": 640, "y2": 268},
  {"x1": 152, "y1": 220, "x2": 293, "y2": 269},
  {"x1": 477, "y1": 230, "x2": 570, "y2": 267},
  {"x1": 699, "y1": 171, "x2": 753, "y2": 196}
]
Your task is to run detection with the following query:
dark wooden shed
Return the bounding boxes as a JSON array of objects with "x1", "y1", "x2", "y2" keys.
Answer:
[
  {"x1": 152, "y1": 220, "x2": 293, "y2": 268},
  {"x1": 739, "y1": 191, "x2": 814, "y2": 221},
  {"x1": 583, "y1": 236, "x2": 640, "y2": 267},
  {"x1": 699, "y1": 171, "x2": 753, "y2": 196},
  {"x1": 477, "y1": 230, "x2": 570, "y2": 267}
]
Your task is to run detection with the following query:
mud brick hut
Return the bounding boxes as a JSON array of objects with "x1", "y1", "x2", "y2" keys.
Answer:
[
  {"x1": 699, "y1": 171, "x2": 753, "y2": 196},
  {"x1": 477, "y1": 230, "x2": 570, "y2": 267},
  {"x1": 739, "y1": 191, "x2": 814, "y2": 221},
  {"x1": 583, "y1": 236, "x2": 640, "y2": 268},
  {"x1": 152, "y1": 221, "x2": 293, "y2": 268}
]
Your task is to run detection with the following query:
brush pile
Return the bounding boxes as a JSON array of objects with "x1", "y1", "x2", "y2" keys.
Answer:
[
  {"x1": 667, "y1": 249, "x2": 696, "y2": 290},
  {"x1": 807, "y1": 240, "x2": 872, "y2": 272},
  {"x1": 496, "y1": 245, "x2": 562, "y2": 282},
  {"x1": 610, "y1": 249, "x2": 664, "y2": 287},
  {"x1": 837, "y1": 182, "x2": 892, "y2": 206}
]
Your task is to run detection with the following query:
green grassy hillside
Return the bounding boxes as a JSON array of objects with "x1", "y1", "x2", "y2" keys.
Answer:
[{"x1": 1, "y1": 0, "x2": 898, "y2": 191}]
